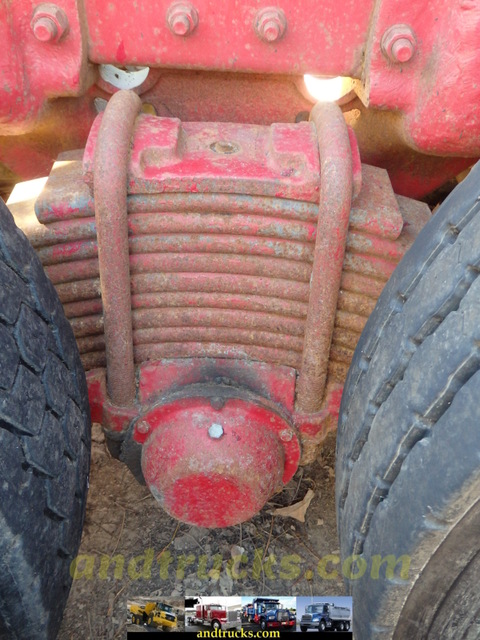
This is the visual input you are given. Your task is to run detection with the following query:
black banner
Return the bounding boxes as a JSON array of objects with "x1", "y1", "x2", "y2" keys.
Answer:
[{"x1": 127, "y1": 633, "x2": 353, "y2": 639}]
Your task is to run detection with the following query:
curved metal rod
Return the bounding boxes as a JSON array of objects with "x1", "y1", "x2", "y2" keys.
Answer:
[
  {"x1": 295, "y1": 102, "x2": 354, "y2": 413},
  {"x1": 94, "y1": 90, "x2": 142, "y2": 406}
]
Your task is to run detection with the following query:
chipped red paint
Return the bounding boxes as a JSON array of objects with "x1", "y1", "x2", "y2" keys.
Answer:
[
  {"x1": 84, "y1": 0, "x2": 373, "y2": 77},
  {"x1": 139, "y1": 394, "x2": 300, "y2": 527},
  {"x1": 137, "y1": 359, "x2": 297, "y2": 413},
  {"x1": 86, "y1": 359, "x2": 296, "y2": 433},
  {"x1": 295, "y1": 103, "x2": 353, "y2": 414},
  {"x1": 11, "y1": 94, "x2": 430, "y2": 525},
  {"x1": 84, "y1": 114, "x2": 321, "y2": 202},
  {"x1": 2, "y1": 0, "x2": 480, "y2": 197},
  {"x1": 93, "y1": 90, "x2": 141, "y2": 407}
]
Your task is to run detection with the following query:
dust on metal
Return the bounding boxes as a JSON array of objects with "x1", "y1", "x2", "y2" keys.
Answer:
[
  {"x1": 136, "y1": 420, "x2": 150, "y2": 435},
  {"x1": 93, "y1": 90, "x2": 141, "y2": 407},
  {"x1": 381, "y1": 24, "x2": 416, "y2": 63},
  {"x1": 166, "y1": 1, "x2": 199, "y2": 36},
  {"x1": 295, "y1": 102, "x2": 353, "y2": 414},
  {"x1": 210, "y1": 141, "x2": 240, "y2": 155},
  {"x1": 138, "y1": 392, "x2": 300, "y2": 527},
  {"x1": 11, "y1": 93, "x2": 430, "y2": 524},
  {"x1": 254, "y1": 7, "x2": 287, "y2": 43}
]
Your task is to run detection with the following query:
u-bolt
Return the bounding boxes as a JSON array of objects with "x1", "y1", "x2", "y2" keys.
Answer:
[
  {"x1": 93, "y1": 90, "x2": 142, "y2": 406},
  {"x1": 295, "y1": 102, "x2": 353, "y2": 413}
]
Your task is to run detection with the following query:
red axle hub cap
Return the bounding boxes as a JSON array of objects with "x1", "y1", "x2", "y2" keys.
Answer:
[{"x1": 136, "y1": 394, "x2": 300, "y2": 527}]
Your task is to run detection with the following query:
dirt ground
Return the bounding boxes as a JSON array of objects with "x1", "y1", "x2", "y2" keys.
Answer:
[{"x1": 58, "y1": 424, "x2": 344, "y2": 639}]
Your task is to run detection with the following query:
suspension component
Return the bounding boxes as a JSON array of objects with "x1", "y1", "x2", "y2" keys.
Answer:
[{"x1": 11, "y1": 90, "x2": 430, "y2": 526}]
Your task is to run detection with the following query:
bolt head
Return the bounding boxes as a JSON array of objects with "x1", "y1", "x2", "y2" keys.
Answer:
[
  {"x1": 31, "y1": 4, "x2": 69, "y2": 43},
  {"x1": 391, "y1": 38, "x2": 415, "y2": 63},
  {"x1": 136, "y1": 420, "x2": 150, "y2": 435},
  {"x1": 171, "y1": 14, "x2": 190, "y2": 35},
  {"x1": 262, "y1": 19, "x2": 281, "y2": 42},
  {"x1": 381, "y1": 24, "x2": 416, "y2": 64},
  {"x1": 208, "y1": 423, "x2": 224, "y2": 439},
  {"x1": 167, "y1": 2, "x2": 198, "y2": 36},
  {"x1": 32, "y1": 16, "x2": 58, "y2": 42},
  {"x1": 280, "y1": 429, "x2": 293, "y2": 442},
  {"x1": 210, "y1": 396, "x2": 226, "y2": 410},
  {"x1": 255, "y1": 7, "x2": 287, "y2": 43}
]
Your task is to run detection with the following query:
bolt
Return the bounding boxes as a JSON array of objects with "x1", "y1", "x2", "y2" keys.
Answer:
[
  {"x1": 254, "y1": 7, "x2": 287, "y2": 43},
  {"x1": 210, "y1": 396, "x2": 225, "y2": 410},
  {"x1": 208, "y1": 423, "x2": 224, "y2": 439},
  {"x1": 280, "y1": 429, "x2": 293, "y2": 442},
  {"x1": 210, "y1": 141, "x2": 239, "y2": 155},
  {"x1": 381, "y1": 25, "x2": 416, "y2": 63},
  {"x1": 31, "y1": 4, "x2": 69, "y2": 43},
  {"x1": 167, "y1": 2, "x2": 199, "y2": 36},
  {"x1": 136, "y1": 420, "x2": 150, "y2": 435}
]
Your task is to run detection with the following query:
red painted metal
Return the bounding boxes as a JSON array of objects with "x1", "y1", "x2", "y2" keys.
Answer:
[
  {"x1": 137, "y1": 359, "x2": 297, "y2": 411},
  {"x1": 0, "y1": 0, "x2": 88, "y2": 134},
  {"x1": 365, "y1": 0, "x2": 480, "y2": 156},
  {"x1": 13, "y1": 135, "x2": 430, "y2": 460},
  {"x1": 23, "y1": 146, "x2": 421, "y2": 386},
  {"x1": 84, "y1": 114, "x2": 321, "y2": 201},
  {"x1": 1, "y1": 0, "x2": 480, "y2": 199},
  {"x1": 86, "y1": 358, "x2": 297, "y2": 433},
  {"x1": 138, "y1": 394, "x2": 300, "y2": 527},
  {"x1": 31, "y1": 4, "x2": 70, "y2": 43},
  {"x1": 166, "y1": 2, "x2": 199, "y2": 37},
  {"x1": 295, "y1": 102, "x2": 353, "y2": 414},
  {"x1": 94, "y1": 90, "x2": 141, "y2": 407},
  {"x1": 9, "y1": 96, "x2": 431, "y2": 523},
  {"x1": 84, "y1": 0, "x2": 372, "y2": 77}
]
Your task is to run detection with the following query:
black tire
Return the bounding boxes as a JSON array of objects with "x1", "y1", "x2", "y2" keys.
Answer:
[
  {"x1": 211, "y1": 620, "x2": 221, "y2": 630},
  {"x1": 131, "y1": 614, "x2": 138, "y2": 625},
  {"x1": 336, "y1": 161, "x2": 480, "y2": 639},
  {"x1": 0, "y1": 199, "x2": 90, "y2": 639},
  {"x1": 318, "y1": 620, "x2": 326, "y2": 632},
  {"x1": 300, "y1": 626, "x2": 308, "y2": 633},
  {"x1": 260, "y1": 619, "x2": 267, "y2": 631}
]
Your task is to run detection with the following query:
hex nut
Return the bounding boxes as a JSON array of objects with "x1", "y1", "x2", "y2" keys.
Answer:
[
  {"x1": 136, "y1": 420, "x2": 151, "y2": 435},
  {"x1": 210, "y1": 396, "x2": 226, "y2": 410},
  {"x1": 167, "y1": 2, "x2": 199, "y2": 36},
  {"x1": 381, "y1": 24, "x2": 416, "y2": 63},
  {"x1": 208, "y1": 423, "x2": 224, "y2": 439},
  {"x1": 254, "y1": 7, "x2": 287, "y2": 43},
  {"x1": 279, "y1": 429, "x2": 293, "y2": 442},
  {"x1": 31, "y1": 3, "x2": 69, "y2": 43}
]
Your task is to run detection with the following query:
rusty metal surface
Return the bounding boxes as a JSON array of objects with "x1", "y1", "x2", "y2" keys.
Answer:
[
  {"x1": 84, "y1": 114, "x2": 321, "y2": 202},
  {"x1": 2, "y1": 0, "x2": 480, "y2": 202},
  {"x1": 10, "y1": 112, "x2": 430, "y2": 475},
  {"x1": 0, "y1": 72, "x2": 315, "y2": 189},
  {"x1": 85, "y1": 363, "x2": 301, "y2": 526},
  {"x1": 84, "y1": 0, "x2": 372, "y2": 76},
  {"x1": 21, "y1": 148, "x2": 416, "y2": 382},
  {"x1": 137, "y1": 390, "x2": 300, "y2": 527},
  {"x1": 0, "y1": 0, "x2": 89, "y2": 134},
  {"x1": 93, "y1": 89, "x2": 141, "y2": 406},
  {"x1": 295, "y1": 102, "x2": 353, "y2": 414}
]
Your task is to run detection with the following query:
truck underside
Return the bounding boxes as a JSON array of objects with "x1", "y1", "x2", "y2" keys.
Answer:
[{"x1": 0, "y1": 1, "x2": 479, "y2": 639}]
